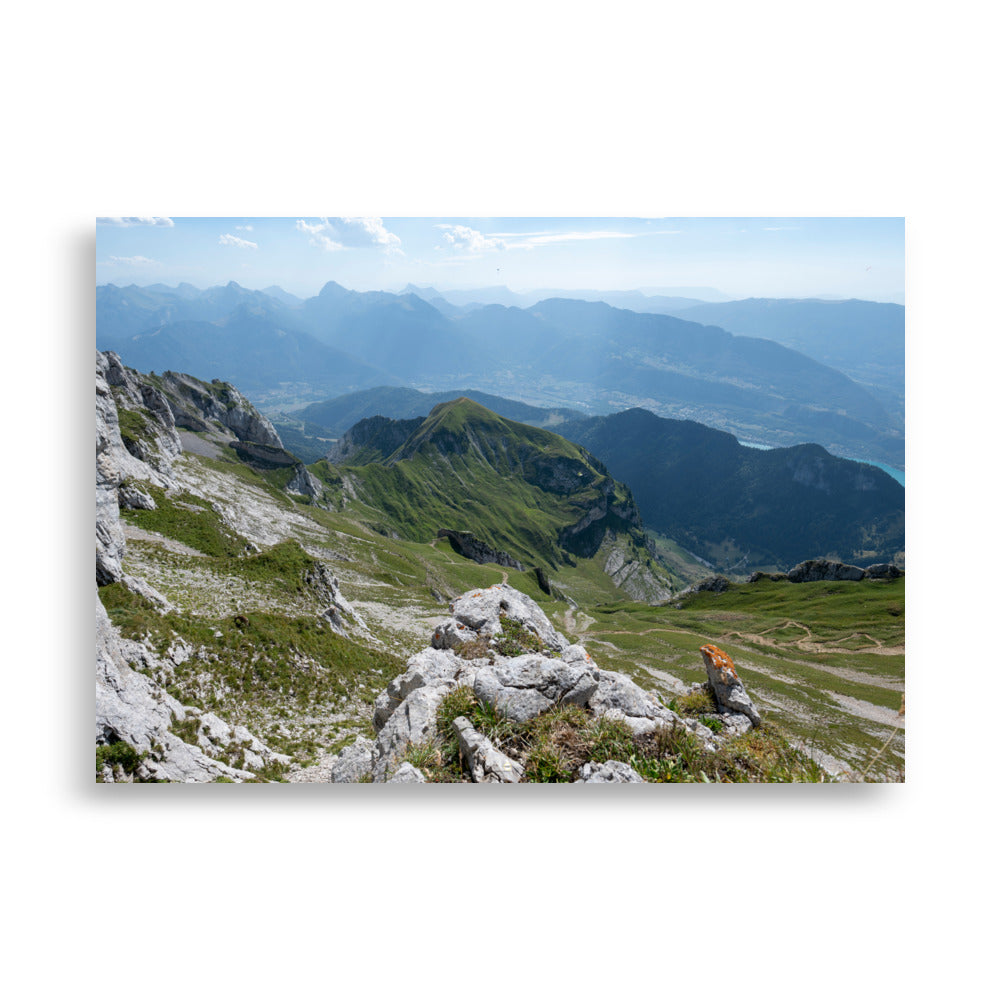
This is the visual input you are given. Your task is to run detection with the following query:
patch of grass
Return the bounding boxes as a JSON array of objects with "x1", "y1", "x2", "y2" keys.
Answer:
[
  {"x1": 120, "y1": 483, "x2": 247, "y2": 558},
  {"x1": 95, "y1": 740, "x2": 146, "y2": 781},
  {"x1": 672, "y1": 685, "x2": 717, "y2": 717},
  {"x1": 493, "y1": 614, "x2": 546, "y2": 657}
]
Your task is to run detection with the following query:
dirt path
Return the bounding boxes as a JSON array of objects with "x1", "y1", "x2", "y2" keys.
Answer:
[{"x1": 717, "y1": 619, "x2": 904, "y2": 656}]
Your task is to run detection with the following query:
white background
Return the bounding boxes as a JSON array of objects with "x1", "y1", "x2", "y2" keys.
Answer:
[{"x1": 3, "y1": 1, "x2": 991, "y2": 996}]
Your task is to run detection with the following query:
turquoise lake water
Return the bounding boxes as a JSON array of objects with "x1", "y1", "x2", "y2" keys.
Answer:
[{"x1": 737, "y1": 441, "x2": 905, "y2": 487}]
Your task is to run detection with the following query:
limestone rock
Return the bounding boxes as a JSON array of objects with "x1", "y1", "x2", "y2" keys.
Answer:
[
  {"x1": 388, "y1": 762, "x2": 427, "y2": 783},
  {"x1": 373, "y1": 648, "x2": 475, "y2": 731},
  {"x1": 452, "y1": 716, "x2": 524, "y2": 783},
  {"x1": 287, "y1": 464, "x2": 325, "y2": 503},
  {"x1": 96, "y1": 592, "x2": 257, "y2": 782},
  {"x1": 118, "y1": 482, "x2": 156, "y2": 510},
  {"x1": 700, "y1": 644, "x2": 761, "y2": 727},
  {"x1": 473, "y1": 654, "x2": 599, "y2": 723},
  {"x1": 585, "y1": 666, "x2": 681, "y2": 735},
  {"x1": 576, "y1": 760, "x2": 645, "y2": 783},
  {"x1": 157, "y1": 370, "x2": 283, "y2": 447},
  {"x1": 445, "y1": 582, "x2": 569, "y2": 653},
  {"x1": 330, "y1": 737, "x2": 376, "y2": 783}
]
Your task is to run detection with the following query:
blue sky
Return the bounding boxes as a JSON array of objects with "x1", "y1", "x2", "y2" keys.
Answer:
[{"x1": 97, "y1": 216, "x2": 905, "y2": 303}]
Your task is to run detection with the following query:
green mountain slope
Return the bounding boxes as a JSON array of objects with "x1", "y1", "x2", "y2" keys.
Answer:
[{"x1": 312, "y1": 398, "x2": 669, "y2": 598}]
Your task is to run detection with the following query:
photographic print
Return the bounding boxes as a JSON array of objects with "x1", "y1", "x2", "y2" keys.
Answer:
[{"x1": 95, "y1": 217, "x2": 905, "y2": 783}]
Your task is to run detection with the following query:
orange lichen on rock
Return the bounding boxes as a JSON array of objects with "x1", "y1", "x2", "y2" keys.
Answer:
[{"x1": 700, "y1": 643, "x2": 739, "y2": 683}]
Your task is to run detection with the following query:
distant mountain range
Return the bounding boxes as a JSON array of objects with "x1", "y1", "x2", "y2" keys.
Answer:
[
  {"x1": 97, "y1": 280, "x2": 904, "y2": 466},
  {"x1": 659, "y1": 298, "x2": 904, "y2": 420}
]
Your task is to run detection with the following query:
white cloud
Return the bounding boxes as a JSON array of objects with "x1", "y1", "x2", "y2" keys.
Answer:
[
  {"x1": 219, "y1": 233, "x2": 258, "y2": 249},
  {"x1": 235, "y1": 224, "x2": 254, "y2": 231},
  {"x1": 435, "y1": 224, "x2": 507, "y2": 254},
  {"x1": 295, "y1": 217, "x2": 401, "y2": 253},
  {"x1": 500, "y1": 229, "x2": 682, "y2": 249},
  {"x1": 105, "y1": 255, "x2": 158, "y2": 265},
  {"x1": 97, "y1": 217, "x2": 174, "y2": 227}
]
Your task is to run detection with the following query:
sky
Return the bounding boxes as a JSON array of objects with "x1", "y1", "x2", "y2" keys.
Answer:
[{"x1": 96, "y1": 216, "x2": 905, "y2": 303}]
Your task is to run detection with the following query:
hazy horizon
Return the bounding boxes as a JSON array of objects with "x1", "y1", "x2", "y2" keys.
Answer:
[{"x1": 96, "y1": 217, "x2": 905, "y2": 305}]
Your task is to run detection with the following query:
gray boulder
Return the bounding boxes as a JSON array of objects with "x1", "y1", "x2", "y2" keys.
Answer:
[
  {"x1": 585, "y1": 666, "x2": 681, "y2": 736},
  {"x1": 388, "y1": 762, "x2": 427, "y2": 783},
  {"x1": 576, "y1": 760, "x2": 645, "y2": 783},
  {"x1": 864, "y1": 563, "x2": 903, "y2": 580},
  {"x1": 330, "y1": 737, "x2": 376, "y2": 783},
  {"x1": 473, "y1": 653, "x2": 599, "y2": 723},
  {"x1": 445, "y1": 582, "x2": 569, "y2": 652},
  {"x1": 118, "y1": 482, "x2": 157, "y2": 510}
]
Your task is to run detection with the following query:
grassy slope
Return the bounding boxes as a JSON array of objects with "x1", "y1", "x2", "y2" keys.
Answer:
[
  {"x1": 108, "y1": 432, "x2": 904, "y2": 780},
  {"x1": 311, "y1": 398, "x2": 645, "y2": 571}
]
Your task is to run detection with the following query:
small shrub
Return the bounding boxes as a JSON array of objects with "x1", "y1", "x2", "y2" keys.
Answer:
[
  {"x1": 699, "y1": 715, "x2": 725, "y2": 734},
  {"x1": 493, "y1": 614, "x2": 545, "y2": 657},
  {"x1": 95, "y1": 740, "x2": 146, "y2": 781},
  {"x1": 674, "y1": 685, "x2": 717, "y2": 717}
]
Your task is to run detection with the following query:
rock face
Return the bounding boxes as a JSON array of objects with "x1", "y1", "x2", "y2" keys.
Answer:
[
  {"x1": 699, "y1": 644, "x2": 761, "y2": 728},
  {"x1": 436, "y1": 529, "x2": 524, "y2": 571},
  {"x1": 96, "y1": 351, "x2": 179, "y2": 585},
  {"x1": 157, "y1": 370, "x2": 283, "y2": 447},
  {"x1": 95, "y1": 351, "x2": 286, "y2": 782},
  {"x1": 357, "y1": 582, "x2": 712, "y2": 782}
]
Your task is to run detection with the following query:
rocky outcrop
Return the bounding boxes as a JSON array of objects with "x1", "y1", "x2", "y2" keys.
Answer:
[
  {"x1": 287, "y1": 464, "x2": 325, "y2": 503},
  {"x1": 750, "y1": 561, "x2": 903, "y2": 583},
  {"x1": 863, "y1": 563, "x2": 904, "y2": 580},
  {"x1": 305, "y1": 562, "x2": 370, "y2": 637},
  {"x1": 602, "y1": 536, "x2": 672, "y2": 604},
  {"x1": 678, "y1": 574, "x2": 731, "y2": 597},
  {"x1": 557, "y1": 477, "x2": 643, "y2": 559},
  {"x1": 96, "y1": 351, "x2": 177, "y2": 585},
  {"x1": 102, "y1": 351, "x2": 182, "y2": 477},
  {"x1": 96, "y1": 591, "x2": 290, "y2": 782},
  {"x1": 357, "y1": 583, "x2": 715, "y2": 782},
  {"x1": 330, "y1": 737, "x2": 376, "y2": 783},
  {"x1": 157, "y1": 370, "x2": 283, "y2": 447},
  {"x1": 700, "y1": 644, "x2": 761, "y2": 728},
  {"x1": 473, "y1": 649, "x2": 600, "y2": 722},
  {"x1": 431, "y1": 583, "x2": 569, "y2": 654},
  {"x1": 787, "y1": 558, "x2": 865, "y2": 583},
  {"x1": 96, "y1": 352, "x2": 287, "y2": 781},
  {"x1": 436, "y1": 529, "x2": 524, "y2": 571}
]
